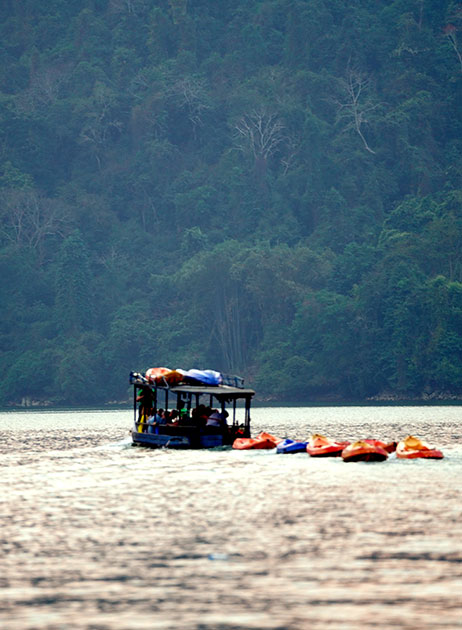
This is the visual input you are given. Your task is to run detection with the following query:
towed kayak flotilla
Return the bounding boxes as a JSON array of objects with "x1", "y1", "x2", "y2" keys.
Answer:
[
  {"x1": 396, "y1": 435, "x2": 444, "y2": 460},
  {"x1": 129, "y1": 371, "x2": 445, "y2": 460}
]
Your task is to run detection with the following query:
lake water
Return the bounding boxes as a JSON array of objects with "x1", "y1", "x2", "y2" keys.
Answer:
[{"x1": 1, "y1": 406, "x2": 461, "y2": 630}]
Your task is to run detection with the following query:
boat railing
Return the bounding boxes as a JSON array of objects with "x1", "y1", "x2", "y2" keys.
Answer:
[{"x1": 221, "y1": 374, "x2": 245, "y2": 388}]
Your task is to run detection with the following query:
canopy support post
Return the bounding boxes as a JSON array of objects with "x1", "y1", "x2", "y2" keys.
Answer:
[{"x1": 244, "y1": 396, "x2": 251, "y2": 437}]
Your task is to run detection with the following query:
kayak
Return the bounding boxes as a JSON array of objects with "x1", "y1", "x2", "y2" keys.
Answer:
[
  {"x1": 364, "y1": 439, "x2": 397, "y2": 454},
  {"x1": 342, "y1": 440, "x2": 389, "y2": 462},
  {"x1": 396, "y1": 435, "x2": 444, "y2": 459},
  {"x1": 145, "y1": 367, "x2": 171, "y2": 383},
  {"x1": 233, "y1": 432, "x2": 282, "y2": 450},
  {"x1": 183, "y1": 369, "x2": 222, "y2": 386},
  {"x1": 276, "y1": 438, "x2": 309, "y2": 454},
  {"x1": 145, "y1": 367, "x2": 185, "y2": 386},
  {"x1": 145, "y1": 367, "x2": 223, "y2": 387},
  {"x1": 306, "y1": 434, "x2": 350, "y2": 457}
]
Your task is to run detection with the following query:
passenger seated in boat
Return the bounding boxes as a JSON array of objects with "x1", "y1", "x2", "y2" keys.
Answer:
[
  {"x1": 168, "y1": 409, "x2": 180, "y2": 425},
  {"x1": 155, "y1": 409, "x2": 166, "y2": 425},
  {"x1": 178, "y1": 408, "x2": 194, "y2": 426},
  {"x1": 147, "y1": 409, "x2": 157, "y2": 434},
  {"x1": 192, "y1": 405, "x2": 209, "y2": 428},
  {"x1": 206, "y1": 410, "x2": 229, "y2": 433}
]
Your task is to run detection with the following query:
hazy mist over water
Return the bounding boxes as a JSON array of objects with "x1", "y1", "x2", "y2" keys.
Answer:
[{"x1": 1, "y1": 407, "x2": 461, "y2": 630}]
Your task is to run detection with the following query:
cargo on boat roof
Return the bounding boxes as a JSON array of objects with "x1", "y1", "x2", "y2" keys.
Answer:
[{"x1": 129, "y1": 367, "x2": 255, "y2": 449}]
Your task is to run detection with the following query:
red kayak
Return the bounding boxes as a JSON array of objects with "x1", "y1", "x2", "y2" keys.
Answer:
[
  {"x1": 232, "y1": 432, "x2": 282, "y2": 450},
  {"x1": 306, "y1": 434, "x2": 350, "y2": 457},
  {"x1": 342, "y1": 440, "x2": 389, "y2": 462},
  {"x1": 396, "y1": 435, "x2": 444, "y2": 460},
  {"x1": 364, "y1": 439, "x2": 397, "y2": 453}
]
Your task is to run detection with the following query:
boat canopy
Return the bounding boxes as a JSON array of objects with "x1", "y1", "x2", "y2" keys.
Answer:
[{"x1": 167, "y1": 384, "x2": 255, "y2": 399}]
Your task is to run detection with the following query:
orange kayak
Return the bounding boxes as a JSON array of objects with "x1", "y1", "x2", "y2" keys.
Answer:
[
  {"x1": 145, "y1": 367, "x2": 184, "y2": 386},
  {"x1": 146, "y1": 367, "x2": 171, "y2": 383},
  {"x1": 306, "y1": 434, "x2": 350, "y2": 457},
  {"x1": 342, "y1": 440, "x2": 389, "y2": 462},
  {"x1": 364, "y1": 439, "x2": 397, "y2": 453},
  {"x1": 232, "y1": 432, "x2": 282, "y2": 450},
  {"x1": 396, "y1": 435, "x2": 444, "y2": 459}
]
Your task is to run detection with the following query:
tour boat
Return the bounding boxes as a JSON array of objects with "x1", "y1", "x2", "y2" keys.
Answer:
[
  {"x1": 232, "y1": 432, "x2": 282, "y2": 450},
  {"x1": 306, "y1": 434, "x2": 350, "y2": 457},
  {"x1": 396, "y1": 435, "x2": 444, "y2": 459},
  {"x1": 130, "y1": 369, "x2": 254, "y2": 449},
  {"x1": 276, "y1": 438, "x2": 309, "y2": 454},
  {"x1": 341, "y1": 440, "x2": 389, "y2": 462}
]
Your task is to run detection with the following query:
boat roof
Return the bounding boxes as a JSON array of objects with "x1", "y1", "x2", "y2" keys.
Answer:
[
  {"x1": 132, "y1": 379, "x2": 254, "y2": 399},
  {"x1": 169, "y1": 384, "x2": 255, "y2": 398}
]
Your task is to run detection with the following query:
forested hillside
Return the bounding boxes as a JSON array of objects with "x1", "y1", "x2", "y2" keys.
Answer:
[{"x1": 1, "y1": 0, "x2": 461, "y2": 405}]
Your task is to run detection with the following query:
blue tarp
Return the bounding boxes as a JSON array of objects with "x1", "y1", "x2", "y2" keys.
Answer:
[{"x1": 183, "y1": 369, "x2": 223, "y2": 386}]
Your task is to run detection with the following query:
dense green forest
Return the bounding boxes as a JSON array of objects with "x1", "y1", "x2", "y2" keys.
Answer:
[{"x1": 0, "y1": 0, "x2": 461, "y2": 405}]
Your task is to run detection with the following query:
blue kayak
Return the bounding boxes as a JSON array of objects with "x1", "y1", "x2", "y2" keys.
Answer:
[
  {"x1": 183, "y1": 369, "x2": 222, "y2": 386},
  {"x1": 276, "y1": 438, "x2": 308, "y2": 454}
]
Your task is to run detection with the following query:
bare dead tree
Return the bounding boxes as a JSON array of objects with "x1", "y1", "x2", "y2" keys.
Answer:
[
  {"x1": 210, "y1": 285, "x2": 246, "y2": 371},
  {"x1": 169, "y1": 76, "x2": 211, "y2": 136},
  {"x1": 79, "y1": 84, "x2": 123, "y2": 169},
  {"x1": 444, "y1": 24, "x2": 462, "y2": 72},
  {"x1": 233, "y1": 108, "x2": 285, "y2": 165},
  {"x1": 15, "y1": 65, "x2": 69, "y2": 114},
  {"x1": 280, "y1": 134, "x2": 300, "y2": 176},
  {"x1": 335, "y1": 69, "x2": 378, "y2": 155},
  {"x1": 129, "y1": 68, "x2": 153, "y2": 100},
  {"x1": 0, "y1": 189, "x2": 71, "y2": 263},
  {"x1": 169, "y1": 0, "x2": 188, "y2": 24},
  {"x1": 108, "y1": 0, "x2": 147, "y2": 15}
]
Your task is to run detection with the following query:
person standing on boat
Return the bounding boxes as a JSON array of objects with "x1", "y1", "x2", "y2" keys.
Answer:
[
  {"x1": 136, "y1": 387, "x2": 154, "y2": 418},
  {"x1": 136, "y1": 387, "x2": 155, "y2": 432}
]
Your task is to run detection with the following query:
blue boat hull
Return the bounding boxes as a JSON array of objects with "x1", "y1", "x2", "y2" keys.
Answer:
[
  {"x1": 276, "y1": 438, "x2": 308, "y2": 454},
  {"x1": 131, "y1": 430, "x2": 224, "y2": 449}
]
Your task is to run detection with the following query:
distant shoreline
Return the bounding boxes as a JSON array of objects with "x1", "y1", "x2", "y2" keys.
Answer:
[{"x1": 2, "y1": 396, "x2": 462, "y2": 411}]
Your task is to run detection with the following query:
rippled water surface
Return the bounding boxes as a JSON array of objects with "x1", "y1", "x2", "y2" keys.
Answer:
[{"x1": 1, "y1": 406, "x2": 461, "y2": 630}]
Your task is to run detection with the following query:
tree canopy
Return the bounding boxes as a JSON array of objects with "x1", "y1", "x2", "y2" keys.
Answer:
[{"x1": 0, "y1": 0, "x2": 461, "y2": 405}]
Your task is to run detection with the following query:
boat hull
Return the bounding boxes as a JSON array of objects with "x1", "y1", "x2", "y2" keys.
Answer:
[
  {"x1": 131, "y1": 430, "x2": 224, "y2": 449},
  {"x1": 306, "y1": 442, "x2": 350, "y2": 457},
  {"x1": 364, "y1": 439, "x2": 397, "y2": 454},
  {"x1": 342, "y1": 441, "x2": 389, "y2": 462},
  {"x1": 276, "y1": 439, "x2": 308, "y2": 454},
  {"x1": 396, "y1": 447, "x2": 444, "y2": 459},
  {"x1": 343, "y1": 452, "x2": 388, "y2": 462},
  {"x1": 306, "y1": 446, "x2": 345, "y2": 457},
  {"x1": 233, "y1": 432, "x2": 281, "y2": 450}
]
